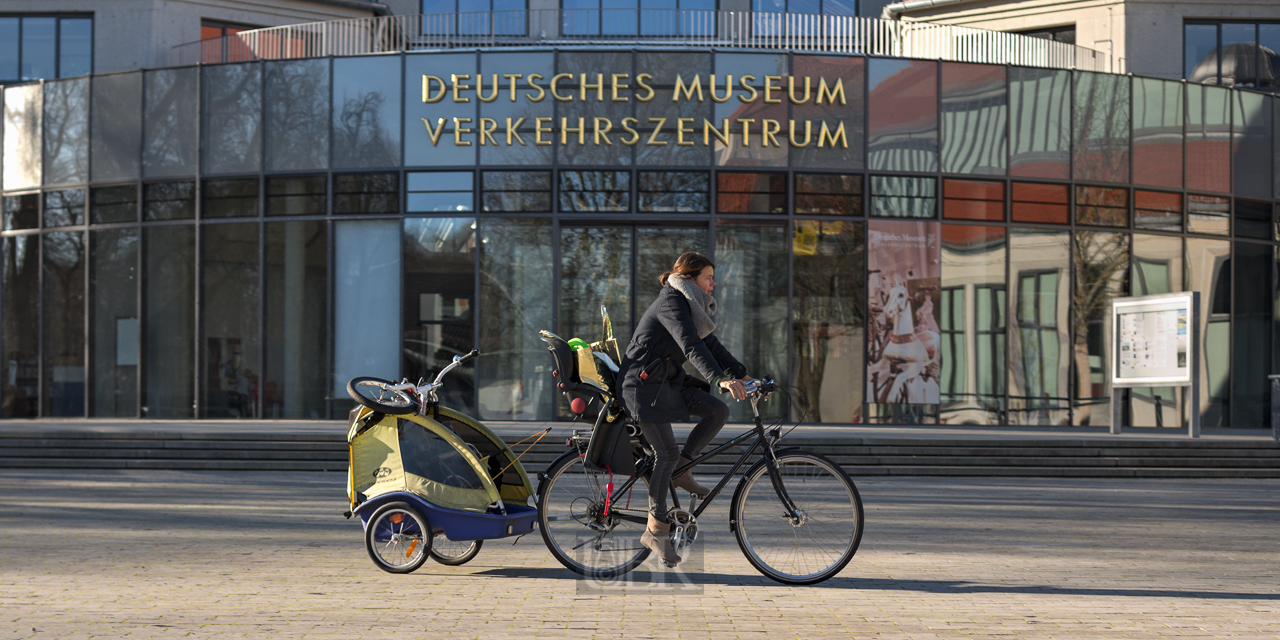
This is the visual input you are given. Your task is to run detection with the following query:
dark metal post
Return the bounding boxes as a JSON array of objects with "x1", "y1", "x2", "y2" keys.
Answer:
[{"x1": 1270, "y1": 375, "x2": 1279, "y2": 443}]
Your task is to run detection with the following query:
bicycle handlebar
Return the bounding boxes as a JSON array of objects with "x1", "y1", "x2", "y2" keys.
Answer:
[{"x1": 425, "y1": 349, "x2": 482, "y2": 391}]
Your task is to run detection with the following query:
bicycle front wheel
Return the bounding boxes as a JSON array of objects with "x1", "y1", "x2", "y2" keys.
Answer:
[
  {"x1": 730, "y1": 450, "x2": 863, "y2": 585},
  {"x1": 537, "y1": 451, "x2": 650, "y2": 579},
  {"x1": 347, "y1": 376, "x2": 416, "y2": 415}
]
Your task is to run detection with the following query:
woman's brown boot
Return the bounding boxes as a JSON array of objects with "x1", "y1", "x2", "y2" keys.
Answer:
[
  {"x1": 670, "y1": 455, "x2": 710, "y2": 498},
  {"x1": 640, "y1": 514, "x2": 682, "y2": 566}
]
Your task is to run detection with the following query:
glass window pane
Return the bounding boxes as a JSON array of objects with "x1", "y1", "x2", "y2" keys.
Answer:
[
  {"x1": 793, "y1": 219, "x2": 864, "y2": 422},
  {"x1": 203, "y1": 178, "x2": 259, "y2": 219},
  {"x1": 1187, "y1": 237, "x2": 1231, "y2": 426},
  {"x1": 868, "y1": 59, "x2": 937, "y2": 172},
  {"x1": 144, "y1": 181, "x2": 195, "y2": 221},
  {"x1": 333, "y1": 56, "x2": 401, "y2": 169},
  {"x1": 638, "y1": 171, "x2": 709, "y2": 213},
  {"x1": 795, "y1": 173, "x2": 861, "y2": 216},
  {"x1": 559, "y1": 51, "x2": 636, "y2": 168},
  {"x1": 715, "y1": 220, "x2": 787, "y2": 423},
  {"x1": 1127, "y1": 232, "x2": 1184, "y2": 427},
  {"x1": 1261, "y1": 25, "x2": 1280, "y2": 90},
  {"x1": 1232, "y1": 90, "x2": 1271, "y2": 198},
  {"x1": 143, "y1": 68, "x2": 198, "y2": 178},
  {"x1": 407, "y1": 171, "x2": 474, "y2": 213},
  {"x1": 940, "y1": 225, "x2": 1006, "y2": 424},
  {"x1": 791, "y1": 55, "x2": 866, "y2": 170},
  {"x1": 42, "y1": 78, "x2": 88, "y2": 185},
  {"x1": 1071, "y1": 231, "x2": 1128, "y2": 426},
  {"x1": 203, "y1": 63, "x2": 262, "y2": 175},
  {"x1": 717, "y1": 172, "x2": 786, "y2": 214},
  {"x1": 143, "y1": 225, "x2": 195, "y2": 417},
  {"x1": 3, "y1": 193, "x2": 39, "y2": 230},
  {"x1": 4, "y1": 84, "x2": 43, "y2": 190},
  {"x1": 91, "y1": 185, "x2": 137, "y2": 224},
  {"x1": 635, "y1": 226, "x2": 711, "y2": 317},
  {"x1": 711, "y1": 53, "x2": 788, "y2": 168},
  {"x1": 334, "y1": 173, "x2": 397, "y2": 215},
  {"x1": 870, "y1": 176, "x2": 935, "y2": 218},
  {"x1": 404, "y1": 217, "x2": 476, "y2": 413},
  {"x1": 1220, "y1": 23, "x2": 1257, "y2": 86},
  {"x1": 1186, "y1": 85, "x2": 1231, "y2": 193},
  {"x1": 265, "y1": 59, "x2": 330, "y2": 171},
  {"x1": 58, "y1": 18, "x2": 93, "y2": 78},
  {"x1": 1073, "y1": 72, "x2": 1129, "y2": 183},
  {"x1": 1188, "y1": 194, "x2": 1230, "y2": 235},
  {"x1": 559, "y1": 171, "x2": 630, "y2": 212},
  {"x1": 2, "y1": 235, "x2": 40, "y2": 416},
  {"x1": 404, "y1": 53, "x2": 478, "y2": 167},
  {"x1": 559, "y1": 226, "x2": 632, "y2": 355},
  {"x1": 1134, "y1": 190, "x2": 1182, "y2": 232},
  {"x1": 1185, "y1": 23, "x2": 1219, "y2": 84},
  {"x1": 1234, "y1": 199, "x2": 1271, "y2": 239},
  {"x1": 267, "y1": 175, "x2": 327, "y2": 216},
  {"x1": 942, "y1": 179, "x2": 1003, "y2": 221},
  {"x1": 21, "y1": 17, "x2": 56, "y2": 80},
  {"x1": 477, "y1": 218, "x2": 554, "y2": 421},
  {"x1": 1233, "y1": 241, "x2": 1271, "y2": 427},
  {"x1": 202, "y1": 223, "x2": 260, "y2": 418},
  {"x1": 941, "y1": 62, "x2": 1006, "y2": 175},
  {"x1": 90, "y1": 228, "x2": 139, "y2": 417},
  {"x1": 333, "y1": 220, "x2": 401, "y2": 399},
  {"x1": 476, "y1": 51, "x2": 554, "y2": 166},
  {"x1": 1009, "y1": 68, "x2": 1070, "y2": 179},
  {"x1": 40, "y1": 231, "x2": 85, "y2": 417},
  {"x1": 90, "y1": 72, "x2": 141, "y2": 182},
  {"x1": 1132, "y1": 78, "x2": 1182, "y2": 189},
  {"x1": 0, "y1": 18, "x2": 18, "y2": 81},
  {"x1": 481, "y1": 170, "x2": 551, "y2": 212},
  {"x1": 43, "y1": 189, "x2": 85, "y2": 227},
  {"x1": 264, "y1": 221, "x2": 328, "y2": 418},
  {"x1": 1008, "y1": 228, "x2": 1071, "y2": 425},
  {"x1": 1075, "y1": 186, "x2": 1128, "y2": 227}
]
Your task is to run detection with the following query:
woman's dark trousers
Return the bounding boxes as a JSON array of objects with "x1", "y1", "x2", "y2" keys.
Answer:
[{"x1": 637, "y1": 386, "x2": 730, "y2": 523}]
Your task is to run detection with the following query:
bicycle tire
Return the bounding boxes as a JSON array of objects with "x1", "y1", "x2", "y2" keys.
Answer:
[
  {"x1": 347, "y1": 376, "x2": 416, "y2": 415},
  {"x1": 365, "y1": 501, "x2": 433, "y2": 574},
  {"x1": 537, "y1": 450, "x2": 651, "y2": 579},
  {"x1": 730, "y1": 450, "x2": 863, "y2": 585},
  {"x1": 430, "y1": 539, "x2": 482, "y2": 566}
]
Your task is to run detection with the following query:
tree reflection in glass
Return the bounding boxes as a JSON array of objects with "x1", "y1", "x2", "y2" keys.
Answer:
[
  {"x1": 1072, "y1": 231, "x2": 1128, "y2": 426},
  {"x1": 791, "y1": 220, "x2": 864, "y2": 423},
  {"x1": 1008, "y1": 229, "x2": 1070, "y2": 425}
]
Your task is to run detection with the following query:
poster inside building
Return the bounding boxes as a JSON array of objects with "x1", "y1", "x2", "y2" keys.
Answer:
[{"x1": 866, "y1": 220, "x2": 942, "y2": 404}]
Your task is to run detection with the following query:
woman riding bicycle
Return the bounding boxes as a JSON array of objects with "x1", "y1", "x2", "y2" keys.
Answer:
[{"x1": 617, "y1": 251, "x2": 752, "y2": 565}]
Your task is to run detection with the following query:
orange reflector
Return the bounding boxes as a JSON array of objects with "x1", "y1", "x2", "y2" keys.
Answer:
[
  {"x1": 390, "y1": 513, "x2": 403, "y2": 524},
  {"x1": 406, "y1": 538, "x2": 419, "y2": 558}
]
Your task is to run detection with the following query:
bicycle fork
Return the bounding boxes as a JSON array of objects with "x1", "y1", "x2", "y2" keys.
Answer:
[{"x1": 750, "y1": 394, "x2": 805, "y2": 524}]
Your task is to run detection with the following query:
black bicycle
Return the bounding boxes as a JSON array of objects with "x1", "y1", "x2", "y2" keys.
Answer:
[{"x1": 535, "y1": 375, "x2": 864, "y2": 585}]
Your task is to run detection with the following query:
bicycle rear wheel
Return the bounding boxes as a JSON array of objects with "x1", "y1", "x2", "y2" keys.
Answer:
[
  {"x1": 730, "y1": 450, "x2": 863, "y2": 585},
  {"x1": 347, "y1": 376, "x2": 416, "y2": 415},
  {"x1": 537, "y1": 451, "x2": 650, "y2": 579}
]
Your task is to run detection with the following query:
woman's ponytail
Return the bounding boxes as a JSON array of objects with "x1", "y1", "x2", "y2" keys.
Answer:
[
  {"x1": 659, "y1": 271, "x2": 673, "y2": 286},
  {"x1": 660, "y1": 252, "x2": 714, "y2": 287}
]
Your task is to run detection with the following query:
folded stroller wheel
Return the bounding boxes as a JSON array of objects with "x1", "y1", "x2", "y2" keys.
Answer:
[{"x1": 348, "y1": 377, "x2": 417, "y2": 415}]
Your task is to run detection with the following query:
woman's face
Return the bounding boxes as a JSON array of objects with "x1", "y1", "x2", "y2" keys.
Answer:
[{"x1": 694, "y1": 266, "x2": 715, "y2": 295}]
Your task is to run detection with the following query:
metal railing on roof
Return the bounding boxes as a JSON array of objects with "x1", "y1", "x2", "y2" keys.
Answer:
[{"x1": 170, "y1": 9, "x2": 1109, "y2": 72}]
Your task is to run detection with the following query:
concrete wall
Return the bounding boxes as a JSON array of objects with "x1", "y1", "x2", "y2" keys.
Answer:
[{"x1": 1, "y1": 0, "x2": 383, "y2": 73}]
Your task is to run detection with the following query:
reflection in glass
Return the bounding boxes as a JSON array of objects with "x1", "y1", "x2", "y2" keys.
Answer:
[
  {"x1": 792, "y1": 220, "x2": 864, "y2": 423},
  {"x1": 203, "y1": 63, "x2": 262, "y2": 175},
  {"x1": 560, "y1": 226, "x2": 632, "y2": 347},
  {"x1": 638, "y1": 89, "x2": 713, "y2": 167},
  {"x1": 333, "y1": 221, "x2": 401, "y2": 398},
  {"x1": 203, "y1": 178, "x2": 259, "y2": 218},
  {"x1": 43, "y1": 189, "x2": 84, "y2": 227},
  {"x1": 1073, "y1": 72, "x2": 1130, "y2": 184},
  {"x1": 408, "y1": 171, "x2": 474, "y2": 213},
  {"x1": 59, "y1": 18, "x2": 92, "y2": 77},
  {"x1": 942, "y1": 179, "x2": 1003, "y2": 221},
  {"x1": 1072, "y1": 231, "x2": 1128, "y2": 426},
  {"x1": 717, "y1": 172, "x2": 786, "y2": 214},
  {"x1": 0, "y1": 18, "x2": 16, "y2": 80},
  {"x1": 940, "y1": 62, "x2": 1006, "y2": 175},
  {"x1": 1232, "y1": 91, "x2": 1271, "y2": 198},
  {"x1": 796, "y1": 173, "x2": 861, "y2": 216},
  {"x1": 792, "y1": 55, "x2": 865, "y2": 170},
  {"x1": 143, "y1": 225, "x2": 195, "y2": 417},
  {"x1": 90, "y1": 71, "x2": 142, "y2": 183},
  {"x1": 1235, "y1": 200, "x2": 1272, "y2": 239},
  {"x1": 91, "y1": 186, "x2": 137, "y2": 225},
  {"x1": 1008, "y1": 228, "x2": 1070, "y2": 425},
  {"x1": 638, "y1": 172, "x2": 709, "y2": 213},
  {"x1": 1075, "y1": 186, "x2": 1128, "y2": 227},
  {"x1": 3, "y1": 193, "x2": 38, "y2": 230},
  {"x1": 42, "y1": 78, "x2": 88, "y2": 185},
  {"x1": 91, "y1": 228, "x2": 139, "y2": 417},
  {"x1": 559, "y1": 51, "x2": 634, "y2": 167},
  {"x1": 4, "y1": 84, "x2": 42, "y2": 190},
  {"x1": 636, "y1": 227, "x2": 711, "y2": 313},
  {"x1": 143, "y1": 68, "x2": 198, "y2": 178},
  {"x1": 711, "y1": 53, "x2": 788, "y2": 168},
  {"x1": 202, "y1": 223, "x2": 260, "y2": 418},
  {"x1": 265, "y1": 59, "x2": 330, "y2": 171},
  {"x1": 940, "y1": 225, "x2": 1005, "y2": 425},
  {"x1": 1009, "y1": 67, "x2": 1070, "y2": 179},
  {"x1": 560, "y1": 171, "x2": 630, "y2": 212},
  {"x1": 1234, "y1": 242, "x2": 1273, "y2": 427},
  {"x1": 478, "y1": 218, "x2": 554, "y2": 421},
  {"x1": 144, "y1": 182, "x2": 195, "y2": 221},
  {"x1": 868, "y1": 59, "x2": 937, "y2": 172},
  {"x1": 1185, "y1": 23, "x2": 1218, "y2": 83},
  {"x1": 267, "y1": 175, "x2": 327, "y2": 216},
  {"x1": 482, "y1": 171, "x2": 552, "y2": 212},
  {"x1": 870, "y1": 176, "x2": 935, "y2": 218},
  {"x1": 404, "y1": 218, "x2": 476, "y2": 413},
  {"x1": 1188, "y1": 194, "x2": 1230, "y2": 235},
  {"x1": 1128, "y1": 233, "x2": 1183, "y2": 428},
  {"x1": 404, "y1": 53, "x2": 477, "y2": 167},
  {"x1": 20, "y1": 17, "x2": 55, "y2": 80},
  {"x1": 1187, "y1": 84, "x2": 1231, "y2": 193},
  {"x1": 1132, "y1": 78, "x2": 1183, "y2": 189},
  {"x1": 1135, "y1": 190, "x2": 1183, "y2": 232},
  {"x1": 2, "y1": 236, "x2": 39, "y2": 417},
  {"x1": 1187, "y1": 237, "x2": 1230, "y2": 426},
  {"x1": 333, "y1": 56, "x2": 401, "y2": 169},
  {"x1": 716, "y1": 220, "x2": 787, "y2": 423},
  {"x1": 265, "y1": 222, "x2": 327, "y2": 418},
  {"x1": 334, "y1": 173, "x2": 397, "y2": 215}
]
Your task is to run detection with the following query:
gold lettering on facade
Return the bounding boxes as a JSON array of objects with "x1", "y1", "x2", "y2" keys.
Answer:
[
  {"x1": 562, "y1": 117, "x2": 586, "y2": 145},
  {"x1": 594, "y1": 117, "x2": 613, "y2": 145},
  {"x1": 451, "y1": 74, "x2": 471, "y2": 103},
  {"x1": 762, "y1": 119, "x2": 781, "y2": 147},
  {"x1": 816, "y1": 78, "x2": 845, "y2": 105},
  {"x1": 818, "y1": 121, "x2": 847, "y2": 148},
  {"x1": 479, "y1": 117, "x2": 498, "y2": 145},
  {"x1": 477, "y1": 74, "x2": 500, "y2": 103},
  {"x1": 647, "y1": 117, "x2": 668, "y2": 145},
  {"x1": 708, "y1": 75, "x2": 732, "y2": 103},
  {"x1": 535, "y1": 117, "x2": 553, "y2": 145},
  {"x1": 788, "y1": 77, "x2": 811, "y2": 104},
  {"x1": 788, "y1": 119, "x2": 812, "y2": 147},
  {"x1": 738, "y1": 118, "x2": 754, "y2": 146},
  {"x1": 550, "y1": 73, "x2": 573, "y2": 101},
  {"x1": 704, "y1": 118, "x2": 731, "y2": 146},
  {"x1": 453, "y1": 117, "x2": 473, "y2": 145},
  {"x1": 676, "y1": 118, "x2": 695, "y2": 146},
  {"x1": 527, "y1": 74, "x2": 547, "y2": 102},
  {"x1": 673, "y1": 75, "x2": 703, "y2": 102},
  {"x1": 581, "y1": 73, "x2": 604, "y2": 102},
  {"x1": 737, "y1": 76, "x2": 758, "y2": 103},
  {"x1": 506, "y1": 117, "x2": 527, "y2": 145},
  {"x1": 620, "y1": 117, "x2": 640, "y2": 145},
  {"x1": 423, "y1": 117, "x2": 446, "y2": 145},
  {"x1": 763, "y1": 76, "x2": 782, "y2": 104},
  {"x1": 634, "y1": 73, "x2": 655, "y2": 102},
  {"x1": 422, "y1": 75, "x2": 446, "y2": 103},
  {"x1": 611, "y1": 74, "x2": 630, "y2": 102},
  {"x1": 503, "y1": 73, "x2": 523, "y2": 101}
]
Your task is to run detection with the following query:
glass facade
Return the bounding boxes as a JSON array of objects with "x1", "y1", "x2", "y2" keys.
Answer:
[{"x1": 1, "y1": 49, "x2": 1279, "y2": 428}]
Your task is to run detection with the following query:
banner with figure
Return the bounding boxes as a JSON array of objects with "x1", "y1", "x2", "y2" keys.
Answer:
[{"x1": 866, "y1": 221, "x2": 942, "y2": 404}]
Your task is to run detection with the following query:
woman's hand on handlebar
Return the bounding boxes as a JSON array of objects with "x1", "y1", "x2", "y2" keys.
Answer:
[{"x1": 720, "y1": 378, "x2": 748, "y2": 401}]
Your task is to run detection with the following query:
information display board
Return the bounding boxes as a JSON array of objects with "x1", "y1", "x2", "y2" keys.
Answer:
[{"x1": 1110, "y1": 292, "x2": 1198, "y2": 387}]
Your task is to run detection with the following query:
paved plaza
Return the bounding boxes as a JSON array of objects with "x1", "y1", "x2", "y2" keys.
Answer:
[{"x1": 1, "y1": 468, "x2": 1277, "y2": 639}]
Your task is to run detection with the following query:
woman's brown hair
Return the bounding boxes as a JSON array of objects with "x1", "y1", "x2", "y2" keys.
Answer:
[{"x1": 660, "y1": 252, "x2": 715, "y2": 287}]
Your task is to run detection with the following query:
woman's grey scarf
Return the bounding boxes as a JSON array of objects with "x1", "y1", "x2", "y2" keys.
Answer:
[{"x1": 669, "y1": 274, "x2": 716, "y2": 339}]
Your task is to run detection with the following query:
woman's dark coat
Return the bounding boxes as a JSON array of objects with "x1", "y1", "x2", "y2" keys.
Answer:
[{"x1": 619, "y1": 285, "x2": 747, "y2": 423}]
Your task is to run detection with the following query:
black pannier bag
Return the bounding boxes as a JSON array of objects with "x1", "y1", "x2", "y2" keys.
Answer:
[{"x1": 539, "y1": 329, "x2": 636, "y2": 476}]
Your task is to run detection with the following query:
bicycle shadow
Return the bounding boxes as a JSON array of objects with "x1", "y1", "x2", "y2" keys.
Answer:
[{"x1": 471, "y1": 568, "x2": 1280, "y2": 600}]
